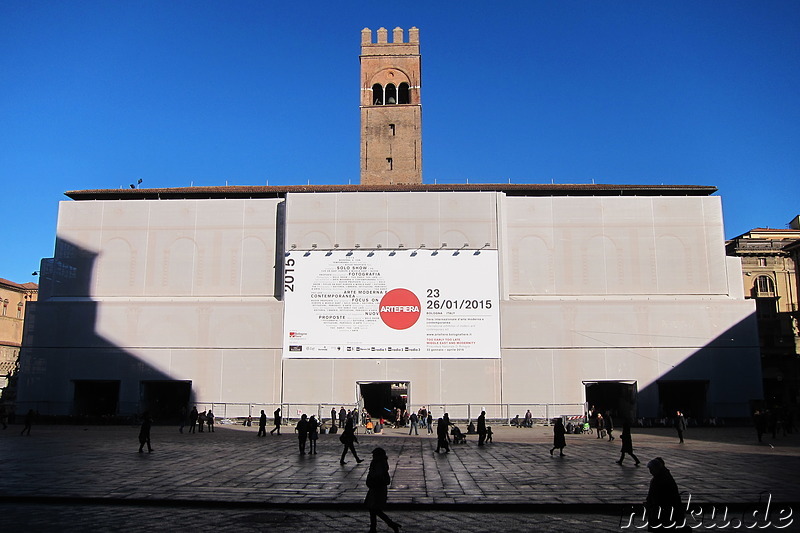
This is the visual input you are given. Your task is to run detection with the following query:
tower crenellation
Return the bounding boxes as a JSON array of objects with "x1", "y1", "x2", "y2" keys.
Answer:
[{"x1": 360, "y1": 26, "x2": 420, "y2": 45}]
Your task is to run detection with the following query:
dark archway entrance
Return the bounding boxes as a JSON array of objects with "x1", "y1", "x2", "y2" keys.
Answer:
[
  {"x1": 584, "y1": 380, "x2": 638, "y2": 424},
  {"x1": 73, "y1": 380, "x2": 120, "y2": 417},
  {"x1": 358, "y1": 381, "x2": 408, "y2": 422},
  {"x1": 140, "y1": 380, "x2": 191, "y2": 422}
]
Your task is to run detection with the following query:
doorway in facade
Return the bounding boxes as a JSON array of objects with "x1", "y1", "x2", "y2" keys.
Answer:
[
  {"x1": 584, "y1": 380, "x2": 638, "y2": 423},
  {"x1": 140, "y1": 380, "x2": 192, "y2": 422},
  {"x1": 657, "y1": 380, "x2": 708, "y2": 419},
  {"x1": 358, "y1": 381, "x2": 408, "y2": 423},
  {"x1": 73, "y1": 380, "x2": 120, "y2": 417}
]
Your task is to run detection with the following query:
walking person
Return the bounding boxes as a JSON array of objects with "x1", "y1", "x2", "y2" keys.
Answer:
[
  {"x1": 20, "y1": 409, "x2": 34, "y2": 436},
  {"x1": 549, "y1": 418, "x2": 566, "y2": 457},
  {"x1": 308, "y1": 415, "x2": 319, "y2": 454},
  {"x1": 596, "y1": 412, "x2": 604, "y2": 439},
  {"x1": 339, "y1": 418, "x2": 363, "y2": 465},
  {"x1": 605, "y1": 412, "x2": 615, "y2": 441},
  {"x1": 339, "y1": 407, "x2": 347, "y2": 429},
  {"x1": 270, "y1": 407, "x2": 282, "y2": 435},
  {"x1": 674, "y1": 410, "x2": 686, "y2": 443},
  {"x1": 616, "y1": 421, "x2": 640, "y2": 465},
  {"x1": 188, "y1": 406, "x2": 198, "y2": 434},
  {"x1": 258, "y1": 409, "x2": 267, "y2": 437},
  {"x1": 644, "y1": 457, "x2": 685, "y2": 529},
  {"x1": 477, "y1": 410, "x2": 487, "y2": 446},
  {"x1": 364, "y1": 447, "x2": 401, "y2": 533},
  {"x1": 296, "y1": 414, "x2": 309, "y2": 455},
  {"x1": 427, "y1": 413, "x2": 433, "y2": 434},
  {"x1": 331, "y1": 407, "x2": 337, "y2": 429},
  {"x1": 138, "y1": 412, "x2": 153, "y2": 453},
  {"x1": 408, "y1": 412, "x2": 419, "y2": 435},
  {"x1": 198, "y1": 410, "x2": 206, "y2": 433}
]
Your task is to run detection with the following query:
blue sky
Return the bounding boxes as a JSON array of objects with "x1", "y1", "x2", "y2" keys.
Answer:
[{"x1": 1, "y1": 1, "x2": 798, "y2": 284}]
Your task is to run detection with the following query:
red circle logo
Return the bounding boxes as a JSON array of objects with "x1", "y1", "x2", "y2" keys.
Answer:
[{"x1": 379, "y1": 288, "x2": 421, "y2": 330}]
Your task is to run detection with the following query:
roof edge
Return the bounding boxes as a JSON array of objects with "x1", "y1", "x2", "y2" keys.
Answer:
[{"x1": 65, "y1": 183, "x2": 718, "y2": 201}]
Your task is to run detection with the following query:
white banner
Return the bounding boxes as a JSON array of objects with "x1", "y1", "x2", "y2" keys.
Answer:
[{"x1": 282, "y1": 250, "x2": 500, "y2": 358}]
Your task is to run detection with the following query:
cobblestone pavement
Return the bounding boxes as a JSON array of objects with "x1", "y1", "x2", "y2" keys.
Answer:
[{"x1": 1, "y1": 422, "x2": 798, "y2": 531}]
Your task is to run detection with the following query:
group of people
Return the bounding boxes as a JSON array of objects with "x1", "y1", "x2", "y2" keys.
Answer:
[
  {"x1": 753, "y1": 407, "x2": 796, "y2": 443},
  {"x1": 510, "y1": 409, "x2": 535, "y2": 428},
  {"x1": 257, "y1": 408, "x2": 283, "y2": 437},
  {"x1": 180, "y1": 406, "x2": 215, "y2": 434}
]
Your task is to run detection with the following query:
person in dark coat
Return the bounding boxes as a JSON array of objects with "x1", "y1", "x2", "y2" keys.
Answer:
[
  {"x1": 258, "y1": 410, "x2": 267, "y2": 437},
  {"x1": 408, "y1": 412, "x2": 418, "y2": 435},
  {"x1": 339, "y1": 407, "x2": 347, "y2": 428},
  {"x1": 364, "y1": 447, "x2": 401, "y2": 533},
  {"x1": 549, "y1": 418, "x2": 566, "y2": 457},
  {"x1": 138, "y1": 412, "x2": 153, "y2": 453},
  {"x1": 674, "y1": 411, "x2": 686, "y2": 443},
  {"x1": 339, "y1": 418, "x2": 363, "y2": 465},
  {"x1": 435, "y1": 417, "x2": 450, "y2": 453},
  {"x1": 188, "y1": 406, "x2": 198, "y2": 434},
  {"x1": 605, "y1": 412, "x2": 615, "y2": 441},
  {"x1": 645, "y1": 457, "x2": 685, "y2": 530},
  {"x1": 296, "y1": 414, "x2": 309, "y2": 454},
  {"x1": 753, "y1": 410, "x2": 767, "y2": 443},
  {"x1": 308, "y1": 415, "x2": 319, "y2": 454},
  {"x1": 477, "y1": 411, "x2": 487, "y2": 446},
  {"x1": 616, "y1": 421, "x2": 640, "y2": 465},
  {"x1": 20, "y1": 409, "x2": 35, "y2": 436},
  {"x1": 270, "y1": 407, "x2": 282, "y2": 435}
]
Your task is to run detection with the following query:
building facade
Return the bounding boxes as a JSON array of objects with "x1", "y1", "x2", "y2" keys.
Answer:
[
  {"x1": 0, "y1": 278, "x2": 38, "y2": 400},
  {"x1": 726, "y1": 222, "x2": 800, "y2": 407},
  {"x1": 16, "y1": 28, "x2": 763, "y2": 422},
  {"x1": 17, "y1": 185, "x2": 762, "y2": 421}
]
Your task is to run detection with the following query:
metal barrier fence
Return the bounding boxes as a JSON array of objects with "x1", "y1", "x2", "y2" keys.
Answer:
[{"x1": 9, "y1": 400, "x2": 755, "y2": 425}]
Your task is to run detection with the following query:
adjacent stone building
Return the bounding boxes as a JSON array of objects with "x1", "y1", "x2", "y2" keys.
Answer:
[
  {"x1": 0, "y1": 278, "x2": 38, "y2": 400},
  {"x1": 726, "y1": 219, "x2": 800, "y2": 407}
]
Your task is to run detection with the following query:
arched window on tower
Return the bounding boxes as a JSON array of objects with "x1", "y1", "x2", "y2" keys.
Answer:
[
  {"x1": 398, "y1": 82, "x2": 410, "y2": 104},
  {"x1": 385, "y1": 84, "x2": 397, "y2": 105},
  {"x1": 372, "y1": 84, "x2": 384, "y2": 105}
]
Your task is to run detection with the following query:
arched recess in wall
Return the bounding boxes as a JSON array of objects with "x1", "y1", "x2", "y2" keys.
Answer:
[
  {"x1": 440, "y1": 230, "x2": 471, "y2": 252},
  {"x1": 241, "y1": 236, "x2": 271, "y2": 295},
  {"x1": 368, "y1": 229, "x2": 402, "y2": 250},
  {"x1": 513, "y1": 235, "x2": 554, "y2": 295},
  {"x1": 372, "y1": 84, "x2": 384, "y2": 105},
  {"x1": 296, "y1": 231, "x2": 333, "y2": 251},
  {"x1": 583, "y1": 235, "x2": 618, "y2": 295},
  {"x1": 164, "y1": 237, "x2": 197, "y2": 295},
  {"x1": 96, "y1": 238, "x2": 136, "y2": 296},
  {"x1": 398, "y1": 82, "x2": 410, "y2": 104},
  {"x1": 655, "y1": 235, "x2": 689, "y2": 294},
  {"x1": 385, "y1": 84, "x2": 397, "y2": 105}
]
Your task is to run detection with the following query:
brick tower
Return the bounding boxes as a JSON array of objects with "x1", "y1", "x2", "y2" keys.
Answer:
[{"x1": 360, "y1": 27, "x2": 422, "y2": 185}]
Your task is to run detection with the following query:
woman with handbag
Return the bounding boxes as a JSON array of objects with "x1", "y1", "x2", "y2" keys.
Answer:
[
  {"x1": 339, "y1": 418, "x2": 364, "y2": 465},
  {"x1": 364, "y1": 447, "x2": 401, "y2": 533}
]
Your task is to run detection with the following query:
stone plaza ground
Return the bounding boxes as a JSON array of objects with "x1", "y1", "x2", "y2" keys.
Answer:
[{"x1": 1, "y1": 420, "x2": 798, "y2": 532}]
